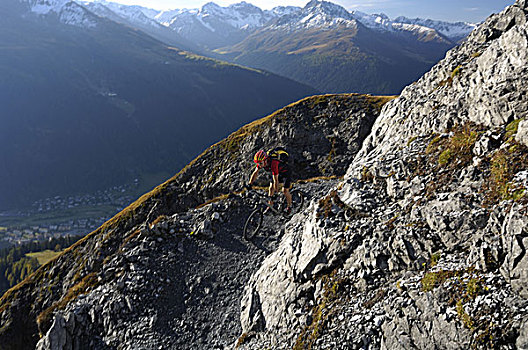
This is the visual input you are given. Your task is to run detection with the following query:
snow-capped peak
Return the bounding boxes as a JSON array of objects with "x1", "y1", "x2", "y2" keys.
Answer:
[
  {"x1": 303, "y1": 0, "x2": 352, "y2": 20},
  {"x1": 23, "y1": 0, "x2": 97, "y2": 28},
  {"x1": 201, "y1": 2, "x2": 222, "y2": 13},
  {"x1": 45, "y1": 0, "x2": 477, "y2": 44},
  {"x1": 197, "y1": 1, "x2": 269, "y2": 30},
  {"x1": 155, "y1": 9, "x2": 194, "y2": 26},
  {"x1": 394, "y1": 16, "x2": 478, "y2": 41},
  {"x1": 59, "y1": 2, "x2": 97, "y2": 27},
  {"x1": 27, "y1": 0, "x2": 70, "y2": 15},
  {"x1": 83, "y1": 0, "x2": 161, "y2": 28},
  {"x1": 350, "y1": 11, "x2": 476, "y2": 42},
  {"x1": 268, "y1": 0, "x2": 356, "y2": 30},
  {"x1": 266, "y1": 6, "x2": 301, "y2": 18}
]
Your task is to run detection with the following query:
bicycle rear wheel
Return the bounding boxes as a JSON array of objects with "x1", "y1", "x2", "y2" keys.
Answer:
[
  {"x1": 290, "y1": 189, "x2": 305, "y2": 212},
  {"x1": 282, "y1": 189, "x2": 305, "y2": 218},
  {"x1": 244, "y1": 209, "x2": 263, "y2": 240}
]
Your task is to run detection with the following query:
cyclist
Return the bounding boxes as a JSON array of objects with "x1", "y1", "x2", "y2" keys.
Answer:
[{"x1": 246, "y1": 148, "x2": 292, "y2": 214}]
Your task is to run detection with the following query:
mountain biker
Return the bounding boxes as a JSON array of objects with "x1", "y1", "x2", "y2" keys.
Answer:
[{"x1": 246, "y1": 148, "x2": 293, "y2": 214}]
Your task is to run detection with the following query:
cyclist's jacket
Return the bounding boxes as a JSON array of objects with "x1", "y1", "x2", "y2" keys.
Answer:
[{"x1": 257, "y1": 148, "x2": 290, "y2": 175}]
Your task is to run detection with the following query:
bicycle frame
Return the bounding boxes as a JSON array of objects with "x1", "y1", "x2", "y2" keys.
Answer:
[{"x1": 247, "y1": 190, "x2": 283, "y2": 216}]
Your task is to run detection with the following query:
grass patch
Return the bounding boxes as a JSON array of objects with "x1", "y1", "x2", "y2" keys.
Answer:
[
  {"x1": 438, "y1": 76, "x2": 453, "y2": 87},
  {"x1": 438, "y1": 66, "x2": 463, "y2": 87},
  {"x1": 364, "y1": 95, "x2": 398, "y2": 113},
  {"x1": 294, "y1": 271, "x2": 346, "y2": 350},
  {"x1": 417, "y1": 122, "x2": 528, "y2": 207},
  {"x1": 436, "y1": 124, "x2": 479, "y2": 167},
  {"x1": 326, "y1": 136, "x2": 337, "y2": 163},
  {"x1": 385, "y1": 214, "x2": 399, "y2": 230},
  {"x1": 307, "y1": 94, "x2": 331, "y2": 108},
  {"x1": 363, "y1": 289, "x2": 386, "y2": 309},
  {"x1": 420, "y1": 266, "x2": 496, "y2": 346},
  {"x1": 421, "y1": 270, "x2": 457, "y2": 292},
  {"x1": 195, "y1": 193, "x2": 232, "y2": 209},
  {"x1": 430, "y1": 252, "x2": 441, "y2": 268},
  {"x1": 451, "y1": 65, "x2": 462, "y2": 79},
  {"x1": 407, "y1": 136, "x2": 419, "y2": 147},
  {"x1": 119, "y1": 229, "x2": 142, "y2": 251},
  {"x1": 482, "y1": 142, "x2": 528, "y2": 205},
  {"x1": 456, "y1": 299, "x2": 474, "y2": 330},
  {"x1": 297, "y1": 175, "x2": 342, "y2": 184},
  {"x1": 235, "y1": 332, "x2": 252, "y2": 348},
  {"x1": 26, "y1": 250, "x2": 62, "y2": 266},
  {"x1": 425, "y1": 134, "x2": 443, "y2": 155},
  {"x1": 150, "y1": 215, "x2": 167, "y2": 227},
  {"x1": 505, "y1": 118, "x2": 524, "y2": 142},
  {"x1": 361, "y1": 166, "x2": 374, "y2": 182}
]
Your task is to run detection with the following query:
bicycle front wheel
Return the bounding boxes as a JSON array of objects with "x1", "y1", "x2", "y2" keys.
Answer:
[{"x1": 244, "y1": 209, "x2": 263, "y2": 240}]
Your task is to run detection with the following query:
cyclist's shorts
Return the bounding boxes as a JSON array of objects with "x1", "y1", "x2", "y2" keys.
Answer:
[{"x1": 278, "y1": 169, "x2": 292, "y2": 189}]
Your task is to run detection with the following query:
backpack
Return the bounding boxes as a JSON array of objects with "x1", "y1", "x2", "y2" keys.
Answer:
[{"x1": 267, "y1": 147, "x2": 289, "y2": 163}]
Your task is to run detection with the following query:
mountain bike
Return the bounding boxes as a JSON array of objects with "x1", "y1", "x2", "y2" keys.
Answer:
[{"x1": 243, "y1": 188, "x2": 305, "y2": 240}]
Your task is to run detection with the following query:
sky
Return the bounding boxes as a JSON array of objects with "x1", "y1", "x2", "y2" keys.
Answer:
[{"x1": 93, "y1": 0, "x2": 516, "y2": 22}]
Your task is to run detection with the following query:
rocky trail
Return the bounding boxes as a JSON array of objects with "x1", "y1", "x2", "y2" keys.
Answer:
[{"x1": 35, "y1": 180, "x2": 339, "y2": 350}]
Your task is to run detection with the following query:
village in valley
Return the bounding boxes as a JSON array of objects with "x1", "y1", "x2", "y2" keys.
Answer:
[{"x1": 0, "y1": 180, "x2": 140, "y2": 247}]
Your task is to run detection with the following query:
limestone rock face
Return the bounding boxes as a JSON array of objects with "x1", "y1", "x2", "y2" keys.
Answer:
[
  {"x1": 501, "y1": 207, "x2": 528, "y2": 298},
  {"x1": 241, "y1": 205, "x2": 351, "y2": 337},
  {"x1": 354, "y1": 1, "x2": 528, "y2": 166},
  {"x1": 516, "y1": 119, "x2": 528, "y2": 146}
]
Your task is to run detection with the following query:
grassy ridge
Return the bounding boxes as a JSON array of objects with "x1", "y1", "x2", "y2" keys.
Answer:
[{"x1": 0, "y1": 93, "x2": 397, "y2": 349}]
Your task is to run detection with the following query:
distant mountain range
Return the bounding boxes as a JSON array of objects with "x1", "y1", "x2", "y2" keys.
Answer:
[
  {"x1": 0, "y1": 0, "x2": 316, "y2": 210},
  {"x1": 83, "y1": 0, "x2": 478, "y2": 47},
  {"x1": 81, "y1": 0, "x2": 478, "y2": 94}
]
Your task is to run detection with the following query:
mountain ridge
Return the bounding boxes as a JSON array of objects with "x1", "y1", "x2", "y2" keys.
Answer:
[{"x1": 238, "y1": 0, "x2": 528, "y2": 347}]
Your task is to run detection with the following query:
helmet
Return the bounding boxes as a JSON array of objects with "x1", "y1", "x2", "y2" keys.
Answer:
[{"x1": 253, "y1": 150, "x2": 268, "y2": 164}]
